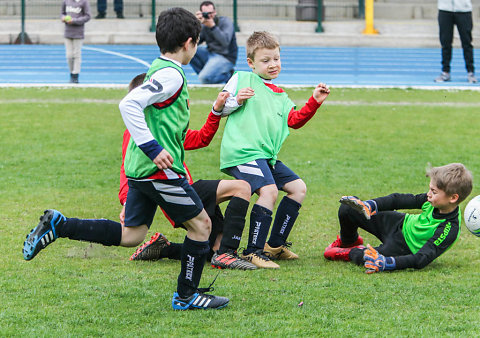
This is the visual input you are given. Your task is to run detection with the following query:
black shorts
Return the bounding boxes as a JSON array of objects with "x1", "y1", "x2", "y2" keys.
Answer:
[
  {"x1": 192, "y1": 180, "x2": 224, "y2": 236},
  {"x1": 125, "y1": 178, "x2": 203, "y2": 228}
]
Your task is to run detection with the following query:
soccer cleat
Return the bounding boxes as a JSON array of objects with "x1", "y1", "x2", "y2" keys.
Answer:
[
  {"x1": 211, "y1": 250, "x2": 257, "y2": 270},
  {"x1": 468, "y1": 72, "x2": 478, "y2": 84},
  {"x1": 23, "y1": 209, "x2": 66, "y2": 261},
  {"x1": 339, "y1": 196, "x2": 376, "y2": 219},
  {"x1": 130, "y1": 232, "x2": 170, "y2": 261},
  {"x1": 434, "y1": 72, "x2": 451, "y2": 83},
  {"x1": 241, "y1": 249, "x2": 280, "y2": 269},
  {"x1": 324, "y1": 246, "x2": 357, "y2": 261},
  {"x1": 172, "y1": 292, "x2": 229, "y2": 310},
  {"x1": 264, "y1": 242, "x2": 299, "y2": 260},
  {"x1": 325, "y1": 235, "x2": 364, "y2": 250}
]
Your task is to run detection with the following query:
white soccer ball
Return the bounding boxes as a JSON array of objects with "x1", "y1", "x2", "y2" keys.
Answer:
[{"x1": 464, "y1": 195, "x2": 480, "y2": 237}]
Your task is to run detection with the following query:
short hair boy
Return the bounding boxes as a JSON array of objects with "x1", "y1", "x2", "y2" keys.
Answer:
[
  {"x1": 22, "y1": 8, "x2": 229, "y2": 310},
  {"x1": 324, "y1": 163, "x2": 473, "y2": 273},
  {"x1": 216, "y1": 31, "x2": 330, "y2": 268},
  {"x1": 121, "y1": 75, "x2": 256, "y2": 271}
]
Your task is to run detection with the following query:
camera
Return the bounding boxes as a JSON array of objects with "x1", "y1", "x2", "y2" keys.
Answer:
[{"x1": 202, "y1": 12, "x2": 211, "y2": 19}]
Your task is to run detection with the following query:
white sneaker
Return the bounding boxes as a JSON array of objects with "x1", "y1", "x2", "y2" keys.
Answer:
[
  {"x1": 468, "y1": 72, "x2": 478, "y2": 83},
  {"x1": 434, "y1": 72, "x2": 451, "y2": 82}
]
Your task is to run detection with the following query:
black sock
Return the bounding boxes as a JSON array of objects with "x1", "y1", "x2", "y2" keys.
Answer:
[
  {"x1": 159, "y1": 242, "x2": 182, "y2": 260},
  {"x1": 245, "y1": 204, "x2": 272, "y2": 254},
  {"x1": 218, "y1": 197, "x2": 249, "y2": 254},
  {"x1": 177, "y1": 236, "x2": 209, "y2": 298},
  {"x1": 268, "y1": 196, "x2": 301, "y2": 248},
  {"x1": 57, "y1": 218, "x2": 122, "y2": 246}
]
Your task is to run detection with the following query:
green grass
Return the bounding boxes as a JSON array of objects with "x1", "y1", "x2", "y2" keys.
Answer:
[{"x1": 1, "y1": 86, "x2": 480, "y2": 336}]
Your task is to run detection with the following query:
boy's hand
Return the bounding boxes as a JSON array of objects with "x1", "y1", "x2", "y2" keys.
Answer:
[
  {"x1": 339, "y1": 196, "x2": 377, "y2": 220},
  {"x1": 236, "y1": 87, "x2": 254, "y2": 105},
  {"x1": 364, "y1": 244, "x2": 396, "y2": 274},
  {"x1": 212, "y1": 91, "x2": 230, "y2": 114},
  {"x1": 153, "y1": 149, "x2": 174, "y2": 170},
  {"x1": 313, "y1": 83, "x2": 330, "y2": 104},
  {"x1": 119, "y1": 204, "x2": 126, "y2": 226}
]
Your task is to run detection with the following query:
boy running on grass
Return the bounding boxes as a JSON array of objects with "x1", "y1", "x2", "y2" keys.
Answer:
[
  {"x1": 23, "y1": 8, "x2": 229, "y2": 310},
  {"x1": 216, "y1": 31, "x2": 330, "y2": 269},
  {"x1": 122, "y1": 74, "x2": 255, "y2": 270},
  {"x1": 324, "y1": 163, "x2": 472, "y2": 273}
]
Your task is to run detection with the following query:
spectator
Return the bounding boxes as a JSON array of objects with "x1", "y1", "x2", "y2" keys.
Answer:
[
  {"x1": 61, "y1": 0, "x2": 91, "y2": 84},
  {"x1": 191, "y1": 1, "x2": 237, "y2": 84},
  {"x1": 95, "y1": 0, "x2": 124, "y2": 19},
  {"x1": 435, "y1": 0, "x2": 477, "y2": 83}
]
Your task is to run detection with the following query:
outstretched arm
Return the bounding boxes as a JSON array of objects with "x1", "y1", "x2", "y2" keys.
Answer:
[
  {"x1": 184, "y1": 91, "x2": 230, "y2": 150},
  {"x1": 288, "y1": 83, "x2": 330, "y2": 129}
]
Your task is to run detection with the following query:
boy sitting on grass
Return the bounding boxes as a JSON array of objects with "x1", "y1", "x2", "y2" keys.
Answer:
[
  {"x1": 216, "y1": 31, "x2": 330, "y2": 269},
  {"x1": 324, "y1": 163, "x2": 473, "y2": 273}
]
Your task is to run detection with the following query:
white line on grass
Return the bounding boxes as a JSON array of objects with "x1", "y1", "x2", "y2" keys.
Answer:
[
  {"x1": 3, "y1": 98, "x2": 480, "y2": 107},
  {"x1": 82, "y1": 46, "x2": 151, "y2": 68},
  {"x1": 1, "y1": 84, "x2": 480, "y2": 91}
]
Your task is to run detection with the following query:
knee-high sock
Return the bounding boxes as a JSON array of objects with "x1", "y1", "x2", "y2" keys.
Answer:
[
  {"x1": 159, "y1": 243, "x2": 182, "y2": 260},
  {"x1": 245, "y1": 204, "x2": 272, "y2": 254},
  {"x1": 177, "y1": 236, "x2": 210, "y2": 298},
  {"x1": 267, "y1": 196, "x2": 301, "y2": 248},
  {"x1": 218, "y1": 197, "x2": 249, "y2": 254},
  {"x1": 57, "y1": 218, "x2": 122, "y2": 246}
]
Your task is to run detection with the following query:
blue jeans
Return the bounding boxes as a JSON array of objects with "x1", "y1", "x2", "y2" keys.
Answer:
[
  {"x1": 97, "y1": 0, "x2": 123, "y2": 13},
  {"x1": 190, "y1": 46, "x2": 235, "y2": 84}
]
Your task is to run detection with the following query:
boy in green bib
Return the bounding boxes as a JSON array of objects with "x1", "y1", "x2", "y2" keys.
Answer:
[
  {"x1": 23, "y1": 8, "x2": 229, "y2": 310},
  {"x1": 324, "y1": 163, "x2": 473, "y2": 273},
  {"x1": 216, "y1": 31, "x2": 330, "y2": 268}
]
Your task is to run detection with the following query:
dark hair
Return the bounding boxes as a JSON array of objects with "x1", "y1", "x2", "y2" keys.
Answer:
[
  {"x1": 156, "y1": 7, "x2": 201, "y2": 54},
  {"x1": 200, "y1": 1, "x2": 215, "y2": 10},
  {"x1": 128, "y1": 73, "x2": 146, "y2": 92}
]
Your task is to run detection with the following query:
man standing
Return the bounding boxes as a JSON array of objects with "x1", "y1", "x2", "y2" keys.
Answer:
[
  {"x1": 95, "y1": 0, "x2": 123, "y2": 19},
  {"x1": 191, "y1": 1, "x2": 237, "y2": 84},
  {"x1": 435, "y1": 0, "x2": 477, "y2": 83}
]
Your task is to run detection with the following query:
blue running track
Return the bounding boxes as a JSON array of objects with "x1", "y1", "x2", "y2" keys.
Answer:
[{"x1": 0, "y1": 44, "x2": 479, "y2": 87}]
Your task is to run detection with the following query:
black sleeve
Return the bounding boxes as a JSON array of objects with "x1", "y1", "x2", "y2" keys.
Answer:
[
  {"x1": 394, "y1": 220, "x2": 459, "y2": 270},
  {"x1": 373, "y1": 193, "x2": 428, "y2": 211}
]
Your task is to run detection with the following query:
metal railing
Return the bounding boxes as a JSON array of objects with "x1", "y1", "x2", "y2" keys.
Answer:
[
  {"x1": 5, "y1": 0, "x2": 366, "y2": 44},
  {"x1": 1, "y1": 0, "x2": 365, "y2": 21}
]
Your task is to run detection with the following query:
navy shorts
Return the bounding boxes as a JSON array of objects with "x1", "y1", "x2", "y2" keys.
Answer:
[
  {"x1": 227, "y1": 159, "x2": 300, "y2": 194},
  {"x1": 125, "y1": 178, "x2": 204, "y2": 228}
]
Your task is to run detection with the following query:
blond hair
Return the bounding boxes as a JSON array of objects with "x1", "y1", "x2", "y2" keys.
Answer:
[
  {"x1": 246, "y1": 31, "x2": 280, "y2": 60},
  {"x1": 426, "y1": 163, "x2": 473, "y2": 203}
]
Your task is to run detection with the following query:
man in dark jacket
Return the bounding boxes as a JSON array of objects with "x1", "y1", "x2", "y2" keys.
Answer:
[{"x1": 191, "y1": 1, "x2": 238, "y2": 84}]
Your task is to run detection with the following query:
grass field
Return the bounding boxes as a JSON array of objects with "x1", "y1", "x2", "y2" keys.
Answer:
[{"x1": 2, "y1": 86, "x2": 480, "y2": 336}]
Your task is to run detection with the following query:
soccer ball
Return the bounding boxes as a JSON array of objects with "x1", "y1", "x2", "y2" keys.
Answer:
[{"x1": 464, "y1": 195, "x2": 480, "y2": 237}]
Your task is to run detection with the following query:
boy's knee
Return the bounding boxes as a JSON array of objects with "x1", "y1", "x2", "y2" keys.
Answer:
[
  {"x1": 235, "y1": 180, "x2": 251, "y2": 199},
  {"x1": 260, "y1": 186, "x2": 279, "y2": 202},
  {"x1": 186, "y1": 213, "x2": 212, "y2": 239},
  {"x1": 120, "y1": 225, "x2": 148, "y2": 247},
  {"x1": 295, "y1": 180, "x2": 307, "y2": 199},
  {"x1": 338, "y1": 203, "x2": 355, "y2": 219}
]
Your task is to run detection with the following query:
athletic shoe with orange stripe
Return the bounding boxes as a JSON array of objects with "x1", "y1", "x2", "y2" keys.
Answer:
[
  {"x1": 339, "y1": 196, "x2": 377, "y2": 219},
  {"x1": 130, "y1": 232, "x2": 170, "y2": 261},
  {"x1": 211, "y1": 250, "x2": 257, "y2": 270}
]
